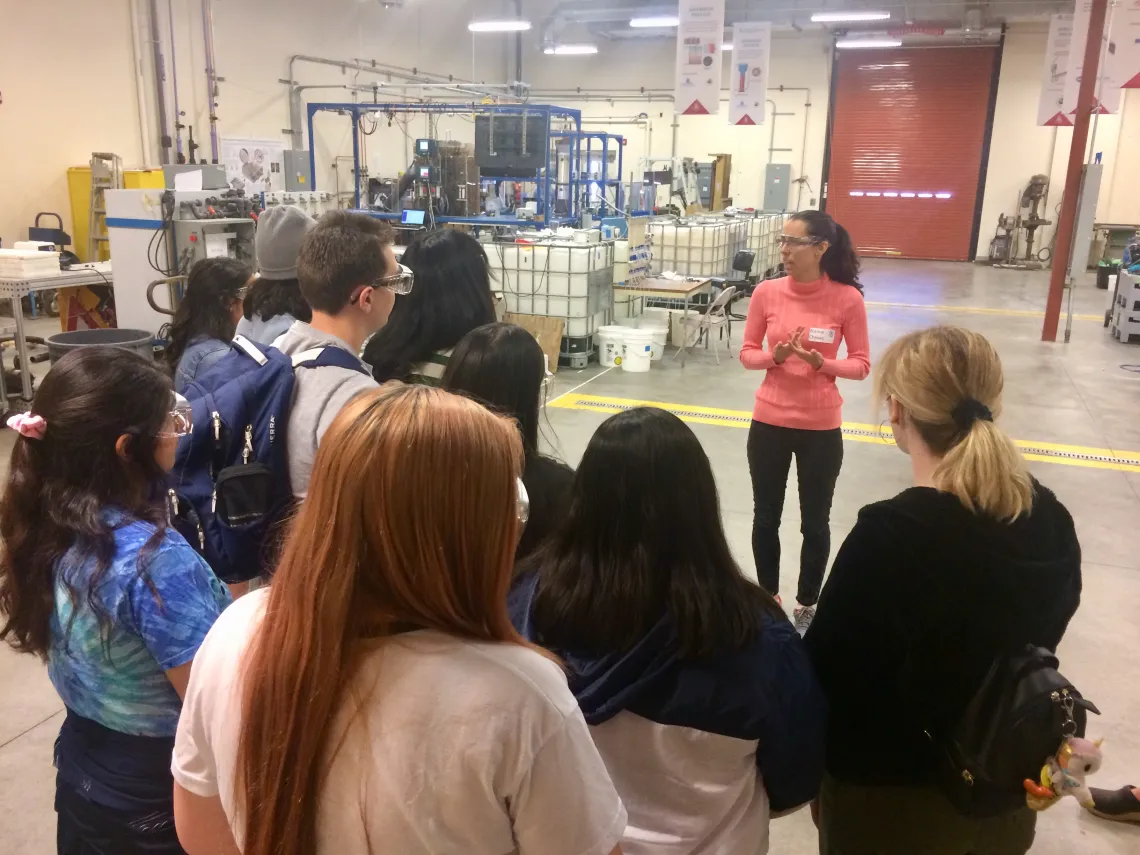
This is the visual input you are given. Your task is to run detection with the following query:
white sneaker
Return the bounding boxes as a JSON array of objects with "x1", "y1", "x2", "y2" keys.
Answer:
[{"x1": 793, "y1": 605, "x2": 816, "y2": 635}]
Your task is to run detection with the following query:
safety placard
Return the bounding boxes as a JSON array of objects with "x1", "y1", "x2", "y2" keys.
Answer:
[
  {"x1": 675, "y1": 0, "x2": 725, "y2": 115},
  {"x1": 729, "y1": 21, "x2": 771, "y2": 125},
  {"x1": 1063, "y1": 0, "x2": 1122, "y2": 116},
  {"x1": 1118, "y1": 0, "x2": 1140, "y2": 88},
  {"x1": 1039, "y1": 14, "x2": 1074, "y2": 126}
]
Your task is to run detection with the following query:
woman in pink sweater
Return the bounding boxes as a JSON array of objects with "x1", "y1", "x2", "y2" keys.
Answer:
[{"x1": 740, "y1": 211, "x2": 870, "y2": 635}]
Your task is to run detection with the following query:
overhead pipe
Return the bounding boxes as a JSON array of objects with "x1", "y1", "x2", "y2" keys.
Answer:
[
  {"x1": 128, "y1": 0, "x2": 154, "y2": 166},
  {"x1": 202, "y1": 0, "x2": 220, "y2": 162},
  {"x1": 539, "y1": 1, "x2": 668, "y2": 48},
  {"x1": 286, "y1": 54, "x2": 522, "y2": 149},
  {"x1": 166, "y1": 0, "x2": 184, "y2": 162},
  {"x1": 147, "y1": 0, "x2": 172, "y2": 164}
]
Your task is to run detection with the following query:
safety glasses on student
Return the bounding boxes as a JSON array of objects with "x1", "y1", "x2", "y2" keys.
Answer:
[
  {"x1": 779, "y1": 235, "x2": 823, "y2": 248},
  {"x1": 161, "y1": 393, "x2": 194, "y2": 439},
  {"x1": 516, "y1": 477, "x2": 530, "y2": 529},
  {"x1": 376, "y1": 263, "x2": 415, "y2": 296}
]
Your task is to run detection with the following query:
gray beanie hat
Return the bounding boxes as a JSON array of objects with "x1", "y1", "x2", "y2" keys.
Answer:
[{"x1": 256, "y1": 205, "x2": 316, "y2": 280}]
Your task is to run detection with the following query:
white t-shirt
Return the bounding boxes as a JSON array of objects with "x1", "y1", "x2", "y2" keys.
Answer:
[{"x1": 173, "y1": 590, "x2": 626, "y2": 855}]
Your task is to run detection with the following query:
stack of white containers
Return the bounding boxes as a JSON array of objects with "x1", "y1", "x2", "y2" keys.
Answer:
[
  {"x1": 0, "y1": 249, "x2": 62, "y2": 279},
  {"x1": 648, "y1": 218, "x2": 749, "y2": 279},
  {"x1": 489, "y1": 238, "x2": 616, "y2": 367},
  {"x1": 1110, "y1": 269, "x2": 1140, "y2": 344},
  {"x1": 740, "y1": 212, "x2": 788, "y2": 277}
]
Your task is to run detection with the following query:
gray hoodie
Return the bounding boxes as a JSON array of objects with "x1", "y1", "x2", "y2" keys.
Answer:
[{"x1": 273, "y1": 321, "x2": 377, "y2": 498}]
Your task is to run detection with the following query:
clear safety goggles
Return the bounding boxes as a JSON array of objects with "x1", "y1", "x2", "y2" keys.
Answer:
[
  {"x1": 376, "y1": 263, "x2": 415, "y2": 296},
  {"x1": 779, "y1": 235, "x2": 823, "y2": 248},
  {"x1": 161, "y1": 393, "x2": 194, "y2": 438},
  {"x1": 516, "y1": 477, "x2": 530, "y2": 529}
]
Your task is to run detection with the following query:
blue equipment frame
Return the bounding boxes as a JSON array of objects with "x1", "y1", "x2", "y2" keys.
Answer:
[
  {"x1": 305, "y1": 101, "x2": 584, "y2": 227},
  {"x1": 551, "y1": 131, "x2": 626, "y2": 219}
]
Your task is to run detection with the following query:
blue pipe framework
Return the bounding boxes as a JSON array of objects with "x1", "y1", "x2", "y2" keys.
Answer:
[
  {"x1": 305, "y1": 101, "x2": 584, "y2": 227},
  {"x1": 552, "y1": 131, "x2": 626, "y2": 218}
]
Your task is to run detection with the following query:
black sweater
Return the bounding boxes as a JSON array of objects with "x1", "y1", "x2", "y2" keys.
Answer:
[{"x1": 803, "y1": 481, "x2": 1082, "y2": 787}]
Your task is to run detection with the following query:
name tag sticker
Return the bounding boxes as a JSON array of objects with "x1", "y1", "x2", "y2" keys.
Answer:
[{"x1": 808, "y1": 327, "x2": 837, "y2": 344}]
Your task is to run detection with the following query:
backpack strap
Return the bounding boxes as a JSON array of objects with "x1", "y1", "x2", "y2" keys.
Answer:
[
  {"x1": 233, "y1": 335, "x2": 269, "y2": 365},
  {"x1": 291, "y1": 345, "x2": 370, "y2": 377}
]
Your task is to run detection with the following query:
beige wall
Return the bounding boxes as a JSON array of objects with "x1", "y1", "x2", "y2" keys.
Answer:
[{"x1": 2, "y1": 4, "x2": 1135, "y2": 257}]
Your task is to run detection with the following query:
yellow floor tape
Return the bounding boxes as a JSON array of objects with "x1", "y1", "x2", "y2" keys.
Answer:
[
  {"x1": 550, "y1": 393, "x2": 1140, "y2": 474},
  {"x1": 864, "y1": 301, "x2": 1104, "y2": 323}
]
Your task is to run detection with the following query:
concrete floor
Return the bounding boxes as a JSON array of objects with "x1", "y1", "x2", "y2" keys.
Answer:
[{"x1": 1, "y1": 259, "x2": 1138, "y2": 853}]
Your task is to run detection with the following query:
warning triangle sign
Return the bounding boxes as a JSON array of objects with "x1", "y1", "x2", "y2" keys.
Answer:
[
  {"x1": 682, "y1": 101, "x2": 710, "y2": 115},
  {"x1": 1125, "y1": 71, "x2": 1140, "y2": 89},
  {"x1": 735, "y1": 115, "x2": 757, "y2": 125},
  {"x1": 1043, "y1": 112, "x2": 1073, "y2": 126}
]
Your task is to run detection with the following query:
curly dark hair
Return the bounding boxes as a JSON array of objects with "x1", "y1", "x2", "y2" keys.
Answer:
[{"x1": 243, "y1": 277, "x2": 312, "y2": 325}]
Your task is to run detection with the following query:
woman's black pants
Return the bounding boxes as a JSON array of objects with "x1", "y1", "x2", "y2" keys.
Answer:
[{"x1": 747, "y1": 420, "x2": 844, "y2": 607}]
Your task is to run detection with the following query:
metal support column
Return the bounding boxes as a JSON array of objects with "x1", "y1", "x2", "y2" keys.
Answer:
[{"x1": 1043, "y1": 0, "x2": 1109, "y2": 342}]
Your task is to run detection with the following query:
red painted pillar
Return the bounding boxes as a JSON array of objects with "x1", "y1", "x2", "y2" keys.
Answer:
[{"x1": 1043, "y1": 0, "x2": 1109, "y2": 342}]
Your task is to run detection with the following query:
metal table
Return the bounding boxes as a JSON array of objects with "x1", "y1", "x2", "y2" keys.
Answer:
[
  {"x1": 0, "y1": 266, "x2": 115, "y2": 406},
  {"x1": 613, "y1": 277, "x2": 712, "y2": 367}
]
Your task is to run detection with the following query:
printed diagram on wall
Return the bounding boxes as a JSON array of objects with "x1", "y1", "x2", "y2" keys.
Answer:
[
  {"x1": 730, "y1": 21, "x2": 771, "y2": 125},
  {"x1": 1039, "y1": 14, "x2": 1073, "y2": 126},
  {"x1": 674, "y1": 0, "x2": 725, "y2": 115},
  {"x1": 221, "y1": 138, "x2": 285, "y2": 194}
]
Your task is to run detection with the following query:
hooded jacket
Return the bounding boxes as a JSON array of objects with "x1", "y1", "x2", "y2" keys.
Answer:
[
  {"x1": 803, "y1": 480, "x2": 1082, "y2": 786},
  {"x1": 509, "y1": 574, "x2": 826, "y2": 855}
]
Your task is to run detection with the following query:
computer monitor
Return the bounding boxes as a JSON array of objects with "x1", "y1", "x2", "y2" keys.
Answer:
[{"x1": 401, "y1": 209, "x2": 427, "y2": 226}]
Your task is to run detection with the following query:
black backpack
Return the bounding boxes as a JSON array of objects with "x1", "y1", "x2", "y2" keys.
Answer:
[{"x1": 926, "y1": 645, "x2": 1099, "y2": 818}]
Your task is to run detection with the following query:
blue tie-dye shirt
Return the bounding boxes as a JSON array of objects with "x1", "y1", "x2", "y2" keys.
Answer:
[{"x1": 48, "y1": 515, "x2": 231, "y2": 738}]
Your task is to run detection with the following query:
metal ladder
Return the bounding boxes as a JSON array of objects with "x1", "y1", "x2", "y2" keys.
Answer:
[{"x1": 87, "y1": 152, "x2": 123, "y2": 261}]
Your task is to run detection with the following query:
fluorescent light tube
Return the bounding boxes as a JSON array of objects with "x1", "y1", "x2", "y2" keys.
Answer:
[
  {"x1": 836, "y1": 38, "x2": 902, "y2": 49},
  {"x1": 813, "y1": 11, "x2": 891, "y2": 23},
  {"x1": 469, "y1": 20, "x2": 532, "y2": 33},
  {"x1": 630, "y1": 16, "x2": 681, "y2": 28}
]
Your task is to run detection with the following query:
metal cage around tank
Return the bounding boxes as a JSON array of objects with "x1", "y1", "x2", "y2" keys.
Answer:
[{"x1": 305, "y1": 101, "x2": 584, "y2": 227}]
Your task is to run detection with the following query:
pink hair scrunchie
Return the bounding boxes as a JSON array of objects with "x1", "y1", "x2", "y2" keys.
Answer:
[{"x1": 7, "y1": 413, "x2": 46, "y2": 440}]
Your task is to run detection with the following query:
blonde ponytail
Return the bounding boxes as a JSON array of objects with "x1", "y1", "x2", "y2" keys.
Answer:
[{"x1": 875, "y1": 326, "x2": 1033, "y2": 521}]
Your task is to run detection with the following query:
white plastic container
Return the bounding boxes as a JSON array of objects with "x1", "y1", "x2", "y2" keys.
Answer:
[
  {"x1": 622, "y1": 329, "x2": 654, "y2": 373},
  {"x1": 596, "y1": 326, "x2": 627, "y2": 368},
  {"x1": 642, "y1": 325, "x2": 668, "y2": 361}
]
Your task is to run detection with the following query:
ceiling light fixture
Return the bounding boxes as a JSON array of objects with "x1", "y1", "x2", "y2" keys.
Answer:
[
  {"x1": 722, "y1": 43, "x2": 733, "y2": 51},
  {"x1": 468, "y1": 20, "x2": 532, "y2": 33},
  {"x1": 630, "y1": 15, "x2": 681, "y2": 28},
  {"x1": 811, "y1": 11, "x2": 891, "y2": 23},
  {"x1": 835, "y1": 38, "x2": 903, "y2": 49},
  {"x1": 544, "y1": 43, "x2": 599, "y2": 55}
]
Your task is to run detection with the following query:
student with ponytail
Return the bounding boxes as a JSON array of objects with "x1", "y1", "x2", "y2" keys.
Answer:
[
  {"x1": 741, "y1": 210, "x2": 870, "y2": 633},
  {"x1": 172, "y1": 385, "x2": 625, "y2": 855},
  {"x1": 804, "y1": 326, "x2": 1082, "y2": 855}
]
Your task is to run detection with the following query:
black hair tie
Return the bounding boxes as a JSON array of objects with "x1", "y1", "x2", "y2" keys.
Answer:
[{"x1": 952, "y1": 398, "x2": 993, "y2": 431}]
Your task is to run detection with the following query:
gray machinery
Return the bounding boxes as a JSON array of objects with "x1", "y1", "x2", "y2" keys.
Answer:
[
  {"x1": 378, "y1": 138, "x2": 480, "y2": 220},
  {"x1": 105, "y1": 187, "x2": 260, "y2": 334},
  {"x1": 987, "y1": 175, "x2": 1053, "y2": 269}
]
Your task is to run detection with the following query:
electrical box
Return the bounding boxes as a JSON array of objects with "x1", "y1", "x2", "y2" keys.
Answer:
[
  {"x1": 695, "y1": 162, "x2": 714, "y2": 208},
  {"x1": 284, "y1": 150, "x2": 312, "y2": 192},
  {"x1": 1069, "y1": 163, "x2": 1103, "y2": 277},
  {"x1": 415, "y1": 139, "x2": 438, "y2": 157},
  {"x1": 475, "y1": 114, "x2": 549, "y2": 176},
  {"x1": 764, "y1": 164, "x2": 792, "y2": 212}
]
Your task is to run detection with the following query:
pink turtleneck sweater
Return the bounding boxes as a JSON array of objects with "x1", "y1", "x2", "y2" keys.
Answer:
[{"x1": 740, "y1": 275, "x2": 870, "y2": 430}]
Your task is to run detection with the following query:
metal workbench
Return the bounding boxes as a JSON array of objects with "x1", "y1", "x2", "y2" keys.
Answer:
[{"x1": 0, "y1": 265, "x2": 114, "y2": 407}]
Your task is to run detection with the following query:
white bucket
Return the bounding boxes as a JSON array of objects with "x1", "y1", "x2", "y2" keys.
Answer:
[
  {"x1": 642, "y1": 325, "x2": 668, "y2": 361},
  {"x1": 622, "y1": 329, "x2": 654, "y2": 373},
  {"x1": 596, "y1": 325, "x2": 626, "y2": 368}
]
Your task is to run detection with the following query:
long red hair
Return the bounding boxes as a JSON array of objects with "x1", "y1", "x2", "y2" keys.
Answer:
[{"x1": 235, "y1": 383, "x2": 527, "y2": 855}]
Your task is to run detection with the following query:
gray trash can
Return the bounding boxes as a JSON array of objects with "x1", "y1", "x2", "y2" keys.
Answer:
[{"x1": 46, "y1": 329, "x2": 155, "y2": 365}]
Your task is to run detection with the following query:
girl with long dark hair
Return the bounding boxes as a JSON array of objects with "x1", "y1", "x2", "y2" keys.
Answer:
[
  {"x1": 741, "y1": 210, "x2": 870, "y2": 634},
  {"x1": 442, "y1": 322, "x2": 572, "y2": 561},
  {"x1": 362, "y1": 229, "x2": 497, "y2": 384},
  {"x1": 165, "y1": 257, "x2": 251, "y2": 392},
  {"x1": 511, "y1": 407, "x2": 826, "y2": 855},
  {"x1": 172, "y1": 385, "x2": 626, "y2": 855},
  {"x1": 0, "y1": 347, "x2": 230, "y2": 854}
]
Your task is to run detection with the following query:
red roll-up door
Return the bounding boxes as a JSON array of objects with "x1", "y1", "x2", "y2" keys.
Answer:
[{"x1": 825, "y1": 47, "x2": 998, "y2": 261}]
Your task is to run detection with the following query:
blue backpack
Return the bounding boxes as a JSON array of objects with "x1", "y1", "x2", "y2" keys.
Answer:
[{"x1": 168, "y1": 335, "x2": 369, "y2": 584}]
